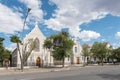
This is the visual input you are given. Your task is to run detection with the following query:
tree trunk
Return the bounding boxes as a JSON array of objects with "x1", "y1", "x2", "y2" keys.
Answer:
[
  {"x1": 17, "y1": 43, "x2": 23, "y2": 71},
  {"x1": 101, "y1": 58, "x2": 104, "y2": 66},
  {"x1": 62, "y1": 58, "x2": 65, "y2": 67},
  {"x1": 112, "y1": 59, "x2": 115, "y2": 64},
  {"x1": 86, "y1": 57, "x2": 89, "y2": 65},
  {"x1": 83, "y1": 56, "x2": 86, "y2": 67},
  {"x1": 49, "y1": 50, "x2": 51, "y2": 67}
]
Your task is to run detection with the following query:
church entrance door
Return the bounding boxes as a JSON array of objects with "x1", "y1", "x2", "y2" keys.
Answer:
[
  {"x1": 36, "y1": 57, "x2": 41, "y2": 67},
  {"x1": 76, "y1": 57, "x2": 80, "y2": 64}
]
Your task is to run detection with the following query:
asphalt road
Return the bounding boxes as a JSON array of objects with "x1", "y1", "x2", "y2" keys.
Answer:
[{"x1": 0, "y1": 65, "x2": 120, "y2": 80}]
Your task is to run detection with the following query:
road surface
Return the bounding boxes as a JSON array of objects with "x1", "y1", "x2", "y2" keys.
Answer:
[{"x1": 0, "y1": 65, "x2": 120, "y2": 80}]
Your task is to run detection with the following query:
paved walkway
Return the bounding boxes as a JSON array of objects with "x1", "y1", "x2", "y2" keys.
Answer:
[
  {"x1": 0, "y1": 65, "x2": 83, "y2": 75},
  {"x1": 0, "y1": 68, "x2": 51, "y2": 75}
]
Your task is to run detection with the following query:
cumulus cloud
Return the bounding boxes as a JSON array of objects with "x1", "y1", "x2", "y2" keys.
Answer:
[
  {"x1": 45, "y1": 0, "x2": 120, "y2": 41},
  {"x1": 79, "y1": 30, "x2": 100, "y2": 41},
  {"x1": 0, "y1": 0, "x2": 44, "y2": 34},
  {"x1": 0, "y1": 3, "x2": 24, "y2": 34},
  {"x1": 112, "y1": 42, "x2": 120, "y2": 49},
  {"x1": 19, "y1": 0, "x2": 43, "y2": 23},
  {"x1": 115, "y1": 32, "x2": 120, "y2": 39},
  {"x1": 6, "y1": 43, "x2": 16, "y2": 51}
]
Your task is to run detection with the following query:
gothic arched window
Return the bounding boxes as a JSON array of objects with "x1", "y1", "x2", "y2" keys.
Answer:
[
  {"x1": 75, "y1": 47, "x2": 77, "y2": 53},
  {"x1": 34, "y1": 38, "x2": 40, "y2": 51}
]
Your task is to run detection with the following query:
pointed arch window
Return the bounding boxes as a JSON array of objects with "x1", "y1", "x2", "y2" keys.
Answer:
[
  {"x1": 75, "y1": 47, "x2": 77, "y2": 53},
  {"x1": 34, "y1": 38, "x2": 40, "y2": 51}
]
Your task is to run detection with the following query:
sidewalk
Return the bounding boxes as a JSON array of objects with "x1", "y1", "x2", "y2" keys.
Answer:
[
  {"x1": 1, "y1": 64, "x2": 118, "y2": 75},
  {"x1": 0, "y1": 67, "x2": 56, "y2": 75},
  {"x1": 0, "y1": 65, "x2": 83, "y2": 75}
]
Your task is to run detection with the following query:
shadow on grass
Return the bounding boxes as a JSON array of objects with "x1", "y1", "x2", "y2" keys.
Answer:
[{"x1": 97, "y1": 73, "x2": 120, "y2": 80}]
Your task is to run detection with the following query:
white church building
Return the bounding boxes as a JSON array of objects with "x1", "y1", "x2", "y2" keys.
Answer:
[{"x1": 12, "y1": 22, "x2": 84, "y2": 67}]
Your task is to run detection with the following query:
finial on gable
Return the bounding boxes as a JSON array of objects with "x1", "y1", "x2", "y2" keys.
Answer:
[{"x1": 35, "y1": 21, "x2": 38, "y2": 28}]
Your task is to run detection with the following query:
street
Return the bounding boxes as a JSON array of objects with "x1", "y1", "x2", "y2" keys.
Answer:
[{"x1": 0, "y1": 65, "x2": 120, "y2": 80}]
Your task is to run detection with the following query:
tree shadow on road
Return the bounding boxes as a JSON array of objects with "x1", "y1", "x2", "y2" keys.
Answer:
[{"x1": 97, "y1": 73, "x2": 120, "y2": 80}]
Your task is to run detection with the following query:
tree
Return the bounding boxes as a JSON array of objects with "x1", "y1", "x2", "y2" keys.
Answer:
[
  {"x1": 43, "y1": 38, "x2": 53, "y2": 66},
  {"x1": 90, "y1": 42, "x2": 108, "y2": 66},
  {"x1": 23, "y1": 39, "x2": 36, "y2": 65},
  {"x1": 3, "y1": 49, "x2": 11, "y2": 69},
  {"x1": 106, "y1": 45, "x2": 113, "y2": 63},
  {"x1": 10, "y1": 35, "x2": 36, "y2": 70},
  {"x1": 0, "y1": 38, "x2": 4, "y2": 67},
  {"x1": 82, "y1": 44, "x2": 90, "y2": 66},
  {"x1": 0, "y1": 38, "x2": 11, "y2": 67},
  {"x1": 43, "y1": 32, "x2": 74, "y2": 67},
  {"x1": 10, "y1": 35, "x2": 23, "y2": 70},
  {"x1": 3, "y1": 49, "x2": 11, "y2": 60},
  {"x1": 111, "y1": 47, "x2": 120, "y2": 63},
  {"x1": 109, "y1": 48, "x2": 116, "y2": 64}
]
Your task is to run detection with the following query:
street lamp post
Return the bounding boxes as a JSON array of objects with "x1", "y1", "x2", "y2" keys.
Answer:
[
  {"x1": 22, "y1": 8, "x2": 31, "y2": 35},
  {"x1": 21, "y1": 8, "x2": 31, "y2": 71}
]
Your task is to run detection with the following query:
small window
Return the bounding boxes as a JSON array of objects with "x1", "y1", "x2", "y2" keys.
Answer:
[
  {"x1": 75, "y1": 47, "x2": 77, "y2": 53},
  {"x1": 68, "y1": 55, "x2": 70, "y2": 61}
]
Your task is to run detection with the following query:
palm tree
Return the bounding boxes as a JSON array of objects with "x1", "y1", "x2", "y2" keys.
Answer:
[{"x1": 10, "y1": 35, "x2": 23, "y2": 70}]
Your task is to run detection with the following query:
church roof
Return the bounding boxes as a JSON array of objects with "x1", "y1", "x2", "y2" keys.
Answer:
[{"x1": 24, "y1": 22, "x2": 46, "y2": 40}]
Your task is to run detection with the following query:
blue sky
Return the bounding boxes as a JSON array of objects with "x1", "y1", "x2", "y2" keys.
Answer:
[{"x1": 0, "y1": 0, "x2": 120, "y2": 50}]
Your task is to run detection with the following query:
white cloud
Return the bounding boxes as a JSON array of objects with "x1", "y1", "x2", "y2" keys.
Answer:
[
  {"x1": 115, "y1": 32, "x2": 120, "y2": 39},
  {"x1": 79, "y1": 30, "x2": 100, "y2": 41},
  {"x1": 0, "y1": 0, "x2": 44, "y2": 34},
  {"x1": 19, "y1": 0, "x2": 43, "y2": 23},
  {"x1": 112, "y1": 42, "x2": 120, "y2": 49},
  {"x1": 6, "y1": 43, "x2": 16, "y2": 51},
  {"x1": 0, "y1": 3, "x2": 24, "y2": 34},
  {"x1": 45, "y1": 0, "x2": 120, "y2": 41}
]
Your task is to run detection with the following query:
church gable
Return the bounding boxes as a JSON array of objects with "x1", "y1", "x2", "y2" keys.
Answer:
[{"x1": 25, "y1": 22, "x2": 46, "y2": 41}]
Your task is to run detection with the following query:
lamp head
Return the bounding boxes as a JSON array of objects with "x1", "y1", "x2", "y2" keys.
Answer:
[{"x1": 28, "y1": 8, "x2": 31, "y2": 12}]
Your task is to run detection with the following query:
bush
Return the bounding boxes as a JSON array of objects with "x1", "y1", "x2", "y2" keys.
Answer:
[{"x1": 96, "y1": 60, "x2": 101, "y2": 64}]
